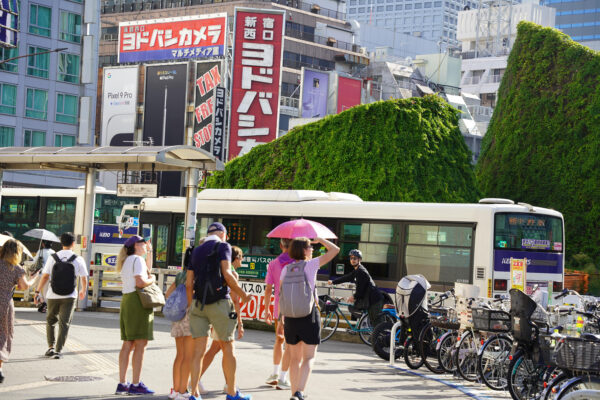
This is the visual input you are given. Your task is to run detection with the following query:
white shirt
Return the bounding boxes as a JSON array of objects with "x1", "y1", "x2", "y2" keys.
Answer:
[
  {"x1": 120, "y1": 255, "x2": 148, "y2": 294},
  {"x1": 42, "y1": 249, "x2": 88, "y2": 299},
  {"x1": 33, "y1": 248, "x2": 55, "y2": 267}
]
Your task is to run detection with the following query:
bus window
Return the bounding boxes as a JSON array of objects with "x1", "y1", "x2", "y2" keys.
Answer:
[
  {"x1": 494, "y1": 213, "x2": 563, "y2": 251},
  {"x1": 155, "y1": 225, "x2": 169, "y2": 268},
  {"x1": 174, "y1": 215, "x2": 184, "y2": 266},
  {"x1": 45, "y1": 198, "x2": 76, "y2": 236},
  {"x1": 337, "y1": 222, "x2": 399, "y2": 280},
  {"x1": 405, "y1": 224, "x2": 473, "y2": 284},
  {"x1": 95, "y1": 194, "x2": 139, "y2": 224},
  {"x1": 0, "y1": 197, "x2": 40, "y2": 241},
  {"x1": 222, "y1": 218, "x2": 250, "y2": 255}
]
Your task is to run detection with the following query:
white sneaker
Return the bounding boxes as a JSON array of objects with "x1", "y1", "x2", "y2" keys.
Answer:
[
  {"x1": 168, "y1": 388, "x2": 180, "y2": 399},
  {"x1": 276, "y1": 378, "x2": 291, "y2": 390},
  {"x1": 176, "y1": 393, "x2": 200, "y2": 400},
  {"x1": 265, "y1": 373, "x2": 279, "y2": 385},
  {"x1": 198, "y1": 381, "x2": 208, "y2": 395}
]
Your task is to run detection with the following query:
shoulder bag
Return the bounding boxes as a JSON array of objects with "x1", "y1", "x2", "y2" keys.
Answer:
[{"x1": 134, "y1": 258, "x2": 165, "y2": 309}]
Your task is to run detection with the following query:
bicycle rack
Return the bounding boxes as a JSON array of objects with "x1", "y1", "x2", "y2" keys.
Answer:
[{"x1": 389, "y1": 320, "x2": 403, "y2": 367}]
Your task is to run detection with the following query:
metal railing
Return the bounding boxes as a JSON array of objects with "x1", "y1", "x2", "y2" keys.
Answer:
[
  {"x1": 280, "y1": 96, "x2": 299, "y2": 108},
  {"x1": 101, "y1": 0, "x2": 346, "y2": 21}
]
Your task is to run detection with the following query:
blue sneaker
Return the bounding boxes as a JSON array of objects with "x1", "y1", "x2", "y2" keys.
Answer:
[
  {"x1": 128, "y1": 381, "x2": 155, "y2": 395},
  {"x1": 225, "y1": 390, "x2": 252, "y2": 400},
  {"x1": 115, "y1": 382, "x2": 130, "y2": 395}
]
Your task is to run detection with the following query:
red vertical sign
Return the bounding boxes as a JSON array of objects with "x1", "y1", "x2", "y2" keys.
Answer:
[
  {"x1": 229, "y1": 8, "x2": 285, "y2": 160},
  {"x1": 337, "y1": 76, "x2": 362, "y2": 113}
]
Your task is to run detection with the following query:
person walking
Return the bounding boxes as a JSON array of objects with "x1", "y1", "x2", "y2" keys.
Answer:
[
  {"x1": 327, "y1": 249, "x2": 384, "y2": 327},
  {"x1": 185, "y1": 222, "x2": 251, "y2": 400},
  {"x1": 263, "y1": 238, "x2": 292, "y2": 389},
  {"x1": 199, "y1": 245, "x2": 245, "y2": 394},
  {"x1": 281, "y1": 237, "x2": 339, "y2": 400},
  {"x1": 0, "y1": 239, "x2": 38, "y2": 383},
  {"x1": 30, "y1": 240, "x2": 55, "y2": 313},
  {"x1": 35, "y1": 232, "x2": 88, "y2": 360},
  {"x1": 115, "y1": 235, "x2": 156, "y2": 396}
]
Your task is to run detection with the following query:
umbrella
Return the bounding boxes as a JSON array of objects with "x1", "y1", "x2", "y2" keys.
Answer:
[
  {"x1": 23, "y1": 229, "x2": 60, "y2": 243},
  {"x1": 0, "y1": 234, "x2": 34, "y2": 260},
  {"x1": 267, "y1": 218, "x2": 337, "y2": 239}
]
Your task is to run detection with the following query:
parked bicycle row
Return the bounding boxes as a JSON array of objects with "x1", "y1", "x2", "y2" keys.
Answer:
[{"x1": 321, "y1": 275, "x2": 600, "y2": 400}]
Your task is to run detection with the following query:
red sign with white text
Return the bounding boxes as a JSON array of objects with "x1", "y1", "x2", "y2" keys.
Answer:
[
  {"x1": 337, "y1": 76, "x2": 362, "y2": 113},
  {"x1": 228, "y1": 8, "x2": 285, "y2": 160}
]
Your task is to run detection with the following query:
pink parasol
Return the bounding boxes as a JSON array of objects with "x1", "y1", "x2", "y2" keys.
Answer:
[{"x1": 266, "y1": 218, "x2": 337, "y2": 239}]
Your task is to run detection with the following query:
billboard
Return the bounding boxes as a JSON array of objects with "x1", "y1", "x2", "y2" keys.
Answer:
[
  {"x1": 228, "y1": 8, "x2": 285, "y2": 160},
  {"x1": 213, "y1": 86, "x2": 226, "y2": 161},
  {"x1": 101, "y1": 66, "x2": 139, "y2": 146},
  {"x1": 300, "y1": 68, "x2": 329, "y2": 118},
  {"x1": 143, "y1": 63, "x2": 188, "y2": 196},
  {"x1": 193, "y1": 60, "x2": 222, "y2": 152},
  {"x1": 337, "y1": 76, "x2": 362, "y2": 113},
  {"x1": 118, "y1": 14, "x2": 227, "y2": 63},
  {"x1": 0, "y1": 0, "x2": 18, "y2": 48}
]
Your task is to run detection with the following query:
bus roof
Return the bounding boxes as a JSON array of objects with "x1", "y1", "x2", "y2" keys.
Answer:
[
  {"x1": 2, "y1": 186, "x2": 115, "y2": 197},
  {"x1": 140, "y1": 189, "x2": 563, "y2": 222},
  {"x1": 197, "y1": 189, "x2": 363, "y2": 202}
]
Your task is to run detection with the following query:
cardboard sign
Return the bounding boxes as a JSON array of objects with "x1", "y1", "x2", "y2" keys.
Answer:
[{"x1": 510, "y1": 257, "x2": 527, "y2": 291}]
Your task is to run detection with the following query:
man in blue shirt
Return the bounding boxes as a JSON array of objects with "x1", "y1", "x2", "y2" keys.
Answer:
[{"x1": 186, "y1": 223, "x2": 251, "y2": 400}]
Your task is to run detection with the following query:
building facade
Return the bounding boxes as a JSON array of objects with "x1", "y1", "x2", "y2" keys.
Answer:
[
  {"x1": 542, "y1": 0, "x2": 600, "y2": 51},
  {"x1": 0, "y1": 0, "x2": 99, "y2": 188}
]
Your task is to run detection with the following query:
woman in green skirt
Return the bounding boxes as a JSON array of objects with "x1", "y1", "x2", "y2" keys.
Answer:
[{"x1": 115, "y1": 235, "x2": 156, "y2": 396}]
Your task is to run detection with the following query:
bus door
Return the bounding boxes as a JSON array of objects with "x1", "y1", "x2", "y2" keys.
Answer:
[{"x1": 141, "y1": 213, "x2": 171, "y2": 269}]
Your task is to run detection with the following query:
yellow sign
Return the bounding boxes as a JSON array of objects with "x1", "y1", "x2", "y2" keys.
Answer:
[
  {"x1": 487, "y1": 278, "x2": 492, "y2": 298},
  {"x1": 510, "y1": 257, "x2": 527, "y2": 291},
  {"x1": 102, "y1": 254, "x2": 118, "y2": 268}
]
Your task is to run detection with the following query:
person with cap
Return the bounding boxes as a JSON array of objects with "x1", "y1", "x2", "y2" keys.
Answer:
[
  {"x1": 186, "y1": 222, "x2": 251, "y2": 400},
  {"x1": 327, "y1": 249, "x2": 384, "y2": 328},
  {"x1": 115, "y1": 235, "x2": 156, "y2": 396},
  {"x1": 34, "y1": 232, "x2": 88, "y2": 360}
]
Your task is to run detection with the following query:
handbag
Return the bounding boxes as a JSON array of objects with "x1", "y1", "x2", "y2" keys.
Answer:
[{"x1": 137, "y1": 283, "x2": 166, "y2": 309}]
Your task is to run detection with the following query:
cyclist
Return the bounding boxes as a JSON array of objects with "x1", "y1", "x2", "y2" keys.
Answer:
[{"x1": 327, "y1": 249, "x2": 384, "y2": 327}]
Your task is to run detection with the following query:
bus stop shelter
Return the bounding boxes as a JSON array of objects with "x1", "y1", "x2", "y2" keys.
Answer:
[{"x1": 0, "y1": 145, "x2": 224, "y2": 307}]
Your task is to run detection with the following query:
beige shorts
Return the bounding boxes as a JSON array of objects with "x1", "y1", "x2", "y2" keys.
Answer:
[
  {"x1": 189, "y1": 299, "x2": 237, "y2": 342},
  {"x1": 170, "y1": 309, "x2": 192, "y2": 338}
]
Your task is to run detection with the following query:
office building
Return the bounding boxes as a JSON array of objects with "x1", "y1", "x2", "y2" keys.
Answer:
[
  {"x1": 543, "y1": 0, "x2": 600, "y2": 51},
  {"x1": 0, "y1": 0, "x2": 99, "y2": 187}
]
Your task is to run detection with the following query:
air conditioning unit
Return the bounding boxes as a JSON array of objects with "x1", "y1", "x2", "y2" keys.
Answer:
[{"x1": 359, "y1": 47, "x2": 367, "y2": 55}]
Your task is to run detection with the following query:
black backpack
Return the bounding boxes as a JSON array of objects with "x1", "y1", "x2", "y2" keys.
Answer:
[
  {"x1": 183, "y1": 245, "x2": 195, "y2": 270},
  {"x1": 50, "y1": 253, "x2": 78, "y2": 295},
  {"x1": 193, "y1": 241, "x2": 227, "y2": 309}
]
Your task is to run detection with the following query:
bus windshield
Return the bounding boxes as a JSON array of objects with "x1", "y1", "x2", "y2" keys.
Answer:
[{"x1": 494, "y1": 213, "x2": 563, "y2": 252}]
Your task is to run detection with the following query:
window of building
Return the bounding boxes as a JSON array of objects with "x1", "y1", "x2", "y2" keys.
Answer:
[
  {"x1": 29, "y1": 4, "x2": 52, "y2": 37},
  {"x1": 56, "y1": 93, "x2": 78, "y2": 124},
  {"x1": 350, "y1": 0, "x2": 357, "y2": 4},
  {"x1": 57, "y1": 53, "x2": 80, "y2": 83},
  {"x1": 377, "y1": 0, "x2": 385, "y2": 3},
  {"x1": 415, "y1": 3, "x2": 422, "y2": 8},
  {"x1": 405, "y1": 4, "x2": 413, "y2": 9},
  {"x1": 349, "y1": 7, "x2": 356, "y2": 13},
  {"x1": 55, "y1": 133, "x2": 76, "y2": 147},
  {"x1": 377, "y1": 5, "x2": 384, "y2": 11},
  {"x1": 0, "y1": 47, "x2": 18, "y2": 73},
  {"x1": 415, "y1": 16, "x2": 423, "y2": 23},
  {"x1": 60, "y1": 11, "x2": 82, "y2": 43},
  {"x1": 0, "y1": 84, "x2": 16, "y2": 115},
  {"x1": 396, "y1": 4, "x2": 403, "y2": 9},
  {"x1": 0, "y1": 126, "x2": 14, "y2": 147},
  {"x1": 435, "y1": 1, "x2": 442, "y2": 5},
  {"x1": 25, "y1": 88, "x2": 48, "y2": 120},
  {"x1": 424, "y1": 15, "x2": 432, "y2": 22},
  {"x1": 27, "y1": 46, "x2": 49, "y2": 79},
  {"x1": 24, "y1": 129, "x2": 46, "y2": 146},
  {"x1": 386, "y1": 5, "x2": 394, "y2": 10},
  {"x1": 358, "y1": 7, "x2": 365, "y2": 12},
  {"x1": 424, "y1": 1, "x2": 432, "y2": 7}
]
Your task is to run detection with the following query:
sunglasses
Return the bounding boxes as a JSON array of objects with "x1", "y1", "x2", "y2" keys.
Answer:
[{"x1": 349, "y1": 256, "x2": 360, "y2": 260}]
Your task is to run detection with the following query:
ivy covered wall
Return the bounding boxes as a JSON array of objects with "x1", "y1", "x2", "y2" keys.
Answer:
[
  {"x1": 477, "y1": 22, "x2": 600, "y2": 267},
  {"x1": 209, "y1": 95, "x2": 479, "y2": 203}
]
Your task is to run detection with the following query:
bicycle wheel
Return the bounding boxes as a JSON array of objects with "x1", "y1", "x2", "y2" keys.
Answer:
[
  {"x1": 556, "y1": 377, "x2": 600, "y2": 400},
  {"x1": 455, "y1": 330, "x2": 479, "y2": 381},
  {"x1": 403, "y1": 336, "x2": 424, "y2": 369},
  {"x1": 371, "y1": 320, "x2": 403, "y2": 361},
  {"x1": 508, "y1": 350, "x2": 546, "y2": 400},
  {"x1": 560, "y1": 390, "x2": 600, "y2": 400},
  {"x1": 477, "y1": 334, "x2": 512, "y2": 391},
  {"x1": 419, "y1": 324, "x2": 444, "y2": 374},
  {"x1": 543, "y1": 372, "x2": 570, "y2": 400},
  {"x1": 320, "y1": 310, "x2": 339, "y2": 342},
  {"x1": 358, "y1": 313, "x2": 373, "y2": 346},
  {"x1": 437, "y1": 331, "x2": 458, "y2": 373}
]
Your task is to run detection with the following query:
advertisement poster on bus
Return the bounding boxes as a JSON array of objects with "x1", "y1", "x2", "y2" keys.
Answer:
[
  {"x1": 228, "y1": 8, "x2": 285, "y2": 160},
  {"x1": 237, "y1": 255, "x2": 275, "y2": 280},
  {"x1": 101, "y1": 66, "x2": 139, "y2": 147},
  {"x1": 193, "y1": 60, "x2": 222, "y2": 152},
  {"x1": 493, "y1": 250, "x2": 562, "y2": 275},
  {"x1": 143, "y1": 63, "x2": 188, "y2": 196},
  {"x1": 510, "y1": 257, "x2": 527, "y2": 291},
  {"x1": 337, "y1": 76, "x2": 362, "y2": 113},
  {"x1": 118, "y1": 14, "x2": 227, "y2": 63},
  {"x1": 238, "y1": 282, "x2": 274, "y2": 320},
  {"x1": 300, "y1": 68, "x2": 329, "y2": 118}
]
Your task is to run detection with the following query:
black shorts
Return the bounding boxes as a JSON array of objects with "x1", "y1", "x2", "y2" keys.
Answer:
[{"x1": 283, "y1": 306, "x2": 321, "y2": 345}]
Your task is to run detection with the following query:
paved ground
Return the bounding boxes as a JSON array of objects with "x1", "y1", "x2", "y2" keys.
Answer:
[{"x1": 1, "y1": 308, "x2": 510, "y2": 400}]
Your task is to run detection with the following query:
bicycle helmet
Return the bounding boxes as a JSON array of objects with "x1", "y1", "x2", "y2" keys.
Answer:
[{"x1": 349, "y1": 249, "x2": 362, "y2": 259}]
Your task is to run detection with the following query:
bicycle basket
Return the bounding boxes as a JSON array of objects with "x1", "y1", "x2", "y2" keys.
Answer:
[
  {"x1": 318, "y1": 295, "x2": 338, "y2": 313},
  {"x1": 472, "y1": 308, "x2": 511, "y2": 333},
  {"x1": 555, "y1": 337, "x2": 600, "y2": 372},
  {"x1": 430, "y1": 307, "x2": 460, "y2": 330}
]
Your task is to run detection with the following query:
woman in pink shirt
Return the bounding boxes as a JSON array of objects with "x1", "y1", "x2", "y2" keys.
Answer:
[{"x1": 280, "y1": 237, "x2": 339, "y2": 400}]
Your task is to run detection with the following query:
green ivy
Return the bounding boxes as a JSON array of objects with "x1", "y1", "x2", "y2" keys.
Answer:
[
  {"x1": 477, "y1": 22, "x2": 600, "y2": 272},
  {"x1": 209, "y1": 95, "x2": 480, "y2": 203}
]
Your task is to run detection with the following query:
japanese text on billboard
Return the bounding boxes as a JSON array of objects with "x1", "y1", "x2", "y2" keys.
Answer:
[
  {"x1": 228, "y1": 8, "x2": 285, "y2": 159},
  {"x1": 193, "y1": 61, "x2": 222, "y2": 152}
]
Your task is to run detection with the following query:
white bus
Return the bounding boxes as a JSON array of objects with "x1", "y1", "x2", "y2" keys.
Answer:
[
  {"x1": 127, "y1": 189, "x2": 565, "y2": 297},
  {"x1": 0, "y1": 187, "x2": 142, "y2": 269}
]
